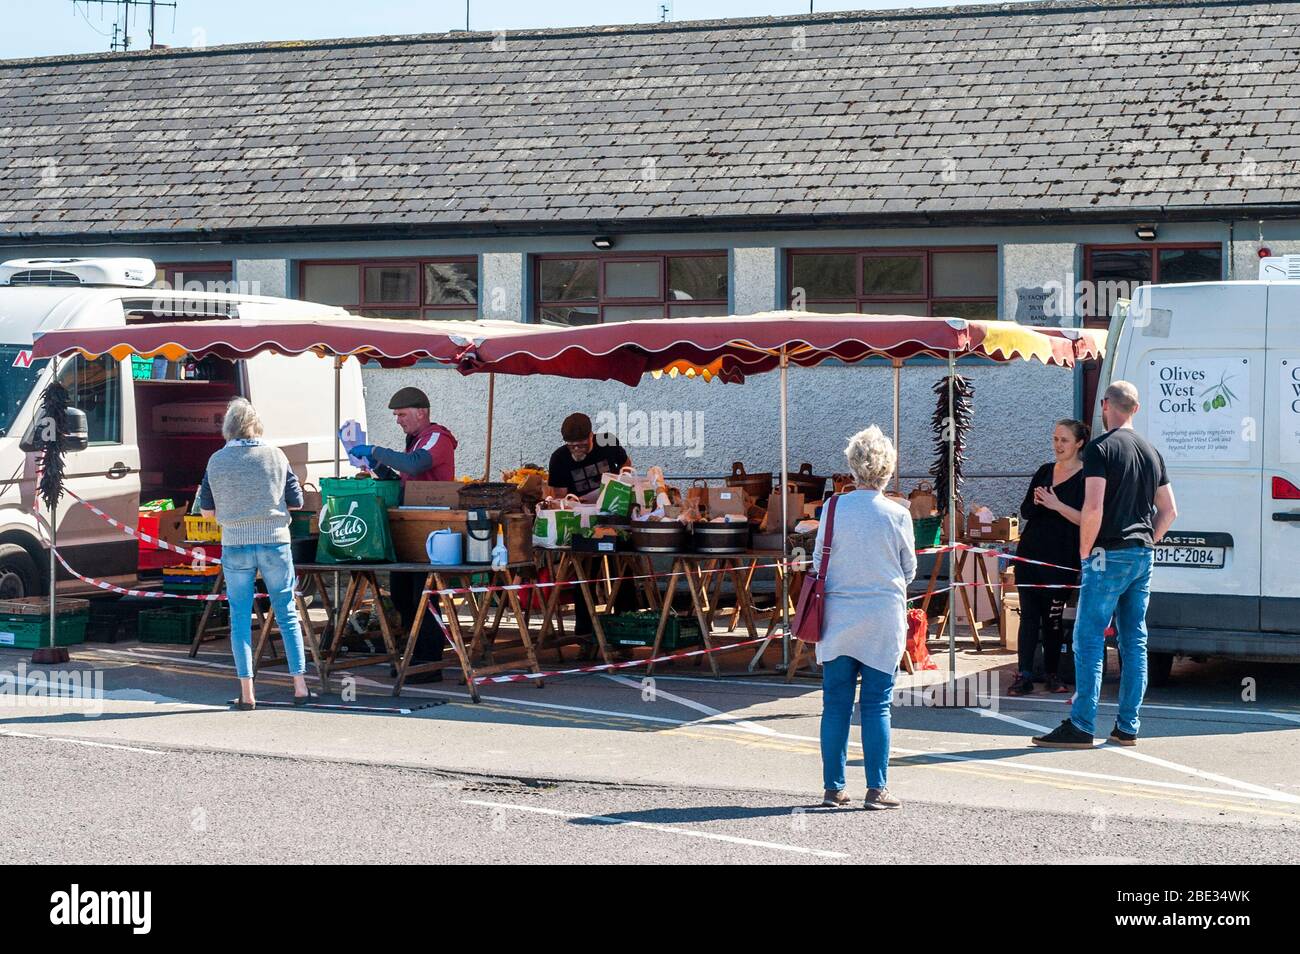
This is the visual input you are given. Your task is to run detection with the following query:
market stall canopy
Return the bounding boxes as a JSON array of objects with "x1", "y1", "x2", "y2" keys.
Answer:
[
  {"x1": 29, "y1": 315, "x2": 550, "y2": 367},
  {"x1": 460, "y1": 312, "x2": 1107, "y2": 385}
]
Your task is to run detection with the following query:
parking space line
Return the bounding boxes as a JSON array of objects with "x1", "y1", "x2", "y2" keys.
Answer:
[
  {"x1": 601, "y1": 673, "x2": 779, "y2": 735},
  {"x1": 0, "y1": 728, "x2": 164, "y2": 755},
  {"x1": 463, "y1": 799, "x2": 847, "y2": 859}
]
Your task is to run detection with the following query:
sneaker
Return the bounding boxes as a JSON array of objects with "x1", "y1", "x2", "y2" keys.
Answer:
[
  {"x1": 1007, "y1": 675, "x2": 1036, "y2": 696},
  {"x1": 1108, "y1": 724, "x2": 1138, "y2": 747},
  {"x1": 1031, "y1": 719, "x2": 1095, "y2": 749},
  {"x1": 822, "y1": 789, "x2": 852, "y2": 808},
  {"x1": 863, "y1": 788, "x2": 902, "y2": 810},
  {"x1": 1046, "y1": 675, "x2": 1070, "y2": 694}
]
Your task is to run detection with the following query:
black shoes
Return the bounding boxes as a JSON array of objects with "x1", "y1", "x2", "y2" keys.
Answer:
[
  {"x1": 292, "y1": 692, "x2": 320, "y2": 707},
  {"x1": 1108, "y1": 724, "x2": 1138, "y2": 746},
  {"x1": 1008, "y1": 675, "x2": 1036, "y2": 696},
  {"x1": 1031, "y1": 719, "x2": 1095, "y2": 749}
]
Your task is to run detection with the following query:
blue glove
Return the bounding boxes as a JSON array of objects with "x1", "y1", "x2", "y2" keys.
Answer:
[{"x1": 350, "y1": 444, "x2": 376, "y2": 462}]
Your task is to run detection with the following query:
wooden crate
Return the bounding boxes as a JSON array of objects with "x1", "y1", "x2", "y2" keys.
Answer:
[
  {"x1": 0, "y1": 597, "x2": 90, "y2": 617},
  {"x1": 388, "y1": 509, "x2": 533, "y2": 563}
]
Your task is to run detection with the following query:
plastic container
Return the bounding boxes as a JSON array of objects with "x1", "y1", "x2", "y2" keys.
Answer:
[
  {"x1": 427, "y1": 529, "x2": 463, "y2": 565},
  {"x1": 138, "y1": 605, "x2": 212, "y2": 645},
  {"x1": 913, "y1": 515, "x2": 943, "y2": 549},
  {"x1": 0, "y1": 612, "x2": 87, "y2": 649},
  {"x1": 600, "y1": 610, "x2": 701, "y2": 650},
  {"x1": 184, "y1": 515, "x2": 221, "y2": 542}
]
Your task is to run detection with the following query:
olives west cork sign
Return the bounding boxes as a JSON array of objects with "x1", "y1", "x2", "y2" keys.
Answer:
[{"x1": 1147, "y1": 356, "x2": 1251, "y2": 462}]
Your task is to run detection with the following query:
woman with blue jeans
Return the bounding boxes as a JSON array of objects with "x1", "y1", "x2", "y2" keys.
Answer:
[
  {"x1": 199, "y1": 398, "x2": 312, "y2": 710},
  {"x1": 814, "y1": 426, "x2": 916, "y2": 810}
]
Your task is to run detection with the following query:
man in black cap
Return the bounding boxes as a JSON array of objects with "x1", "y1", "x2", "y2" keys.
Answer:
[{"x1": 350, "y1": 387, "x2": 459, "y2": 681}]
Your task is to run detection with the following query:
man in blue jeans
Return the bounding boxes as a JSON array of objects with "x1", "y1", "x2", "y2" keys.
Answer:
[{"x1": 1032, "y1": 381, "x2": 1177, "y2": 749}]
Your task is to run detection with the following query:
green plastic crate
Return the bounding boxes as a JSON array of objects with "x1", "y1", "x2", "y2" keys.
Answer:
[
  {"x1": 138, "y1": 605, "x2": 219, "y2": 644},
  {"x1": 0, "y1": 613, "x2": 87, "y2": 649},
  {"x1": 320, "y1": 476, "x2": 402, "y2": 509},
  {"x1": 599, "y1": 610, "x2": 701, "y2": 650},
  {"x1": 162, "y1": 580, "x2": 216, "y2": 596},
  {"x1": 913, "y1": 515, "x2": 943, "y2": 549}
]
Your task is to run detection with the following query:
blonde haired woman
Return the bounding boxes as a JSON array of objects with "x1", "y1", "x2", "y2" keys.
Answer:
[
  {"x1": 815, "y1": 425, "x2": 916, "y2": 810},
  {"x1": 198, "y1": 398, "x2": 313, "y2": 710}
]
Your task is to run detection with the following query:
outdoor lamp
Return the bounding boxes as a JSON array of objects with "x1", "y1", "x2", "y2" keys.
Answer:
[{"x1": 1134, "y1": 224, "x2": 1158, "y2": 241}]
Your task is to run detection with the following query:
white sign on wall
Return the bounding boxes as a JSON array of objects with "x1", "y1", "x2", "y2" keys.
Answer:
[
  {"x1": 1146, "y1": 356, "x2": 1251, "y2": 462},
  {"x1": 1278, "y1": 360, "x2": 1300, "y2": 464}
]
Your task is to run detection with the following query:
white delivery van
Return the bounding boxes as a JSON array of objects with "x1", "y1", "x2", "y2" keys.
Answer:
[
  {"x1": 1097, "y1": 262, "x2": 1300, "y2": 676},
  {"x1": 0, "y1": 257, "x2": 365, "y2": 597}
]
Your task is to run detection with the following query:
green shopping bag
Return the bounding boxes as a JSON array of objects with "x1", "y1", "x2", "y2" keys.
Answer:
[
  {"x1": 315, "y1": 490, "x2": 396, "y2": 563},
  {"x1": 532, "y1": 507, "x2": 583, "y2": 548},
  {"x1": 595, "y1": 472, "x2": 636, "y2": 516}
]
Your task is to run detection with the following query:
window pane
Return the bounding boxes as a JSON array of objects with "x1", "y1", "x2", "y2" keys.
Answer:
[
  {"x1": 423, "y1": 308, "x2": 479, "y2": 321},
  {"x1": 359, "y1": 308, "x2": 419, "y2": 320},
  {"x1": 540, "y1": 259, "x2": 598, "y2": 301},
  {"x1": 424, "y1": 262, "x2": 478, "y2": 306},
  {"x1": 862, "y1": 255, "x2": 924, "y2": 296},
  {"x1": 802, "y1": 301, "x2": 858, "y2": 314},
  {"x1": 668, "y1": 302, "x2": 730, "y2": 318},
  {"x1": 1088, "y1": 249, "x2": 1151, "y2": 320},
  {"x1": 669, "y1": 256, "x2": 728, "y2": 301},
  {"x1": 364, "y1": 266, "x2": 418, "y2": 304},
  {"x1": 790, "y1": 254, "x2": 856, "y2": 300},
  {"x1": 1158, "y1": 247, "x2": 1222, "y2": 283},
  {"x1": 861, "y1": 300, "x2": 929, "y2": 316},
  {"x1": 940, "y1": 301, "x2": 998, "y2": 321},
  {"x1": 932, "y1": 251, "x2": 997, "y2": 297},
  {"x1": 60, "y1": 355, "x2": 121, "y2": 444},
  {"x1": 539, "y1": 306, "x2": 599, "y2": 326},
  {"x1": 158, "y1": 268, "x2": 235, "y2": 294},
  {"x1": 302, "y1": 264, "x2": 360, "y2": 307},
  {"x1": 604, "y1": 261, "x2": 661, "y2": 299},
  {"x1": 603, "y1": 304, "x2": 665, "y2": 322}
]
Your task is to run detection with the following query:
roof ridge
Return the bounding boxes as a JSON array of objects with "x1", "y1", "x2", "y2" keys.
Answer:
[{"x1": 0, "y1": 0, "x2": 1270, "y2": 69}]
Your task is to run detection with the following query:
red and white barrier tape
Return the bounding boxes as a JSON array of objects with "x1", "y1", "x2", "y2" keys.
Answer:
[
  {"x1": 49, "y1": 544, "x2": 227, "y2": 602},
  {"x1": 64, "y1": 488, "x2": 221, "y2": 566},
  {"x1": 470, "y1": 634, "x2": 771, "y2": 685}
]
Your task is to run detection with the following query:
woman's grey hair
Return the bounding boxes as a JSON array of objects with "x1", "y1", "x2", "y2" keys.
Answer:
[
  {"x1": 844, "y1": 425, "x2": 896, "y2": 490},
  {"x1": 222, "y1": 398, "x2": 264, "y2": 441}
]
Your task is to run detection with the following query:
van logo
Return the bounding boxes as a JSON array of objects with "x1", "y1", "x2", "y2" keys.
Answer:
[
  {"x1": 325, "y1": 500, "x2": 368, "y2": 547},
  {"x1": 11, "y1": 349, "x2": 32, "y2": 368}
]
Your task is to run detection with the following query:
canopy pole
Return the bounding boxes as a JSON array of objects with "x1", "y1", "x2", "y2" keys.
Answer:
[
  {"x1": 333, "y1": 357, "x2": 342, "y2": 617},
  {"x1": 779, "y1": 347, "x2": 791, "y2": 669},
  {"x1": 47, "y1": 354, "x2": 59, "y2": 657},
  {"x1": 892, "y1": 358, "x2": 902, "y2": 492},
  {"x1": 483, "y1": 373, "x2": 496, "y2": 481},
  {"x1": 947, "y1": 352, "x2": 957, "y2": 678}
]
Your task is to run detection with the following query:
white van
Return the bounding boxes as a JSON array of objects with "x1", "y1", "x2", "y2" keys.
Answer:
[
  {"x1": 1098, "y1": 266, "x2": 1300, "y2": 676},
  {"x1": 0, "y1": 257, "x2": 365, "y2": 597}
]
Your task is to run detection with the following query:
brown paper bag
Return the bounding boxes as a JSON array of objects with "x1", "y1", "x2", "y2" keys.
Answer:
[
  {"x1": 762, "y1": 486, "x2": 804, "y2": 533},
  {"x1": 908, "y1": 481, "x2": 939, "y2": 519}
]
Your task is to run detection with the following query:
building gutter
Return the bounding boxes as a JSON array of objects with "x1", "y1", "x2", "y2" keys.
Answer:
[{"x1": 2, "y1": 203, "x2": 1299, "y2": 249}]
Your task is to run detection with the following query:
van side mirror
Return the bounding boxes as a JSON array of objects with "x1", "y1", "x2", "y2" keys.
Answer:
[{"x1": 19, "y1": 406, "x2": 90, "y2": 453}]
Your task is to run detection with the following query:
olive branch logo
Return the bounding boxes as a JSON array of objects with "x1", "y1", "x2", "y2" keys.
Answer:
[{"x1": 1200, "y1": 371, "x2": 1238, "y2": 412}]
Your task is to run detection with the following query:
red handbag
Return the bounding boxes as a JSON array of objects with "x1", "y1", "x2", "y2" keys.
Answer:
[{"x1": 791, "y1": 493, "x2": 839, "y2": 644}]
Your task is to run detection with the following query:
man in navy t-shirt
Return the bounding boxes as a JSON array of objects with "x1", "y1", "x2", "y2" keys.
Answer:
[{"x1": 1033, "y1": 381, "x2": 1177, "y2": 750}]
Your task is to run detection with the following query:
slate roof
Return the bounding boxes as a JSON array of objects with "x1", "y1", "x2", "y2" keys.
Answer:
[{"x1": 1, "y1": 0, "x2": 1299, "y2": 243}]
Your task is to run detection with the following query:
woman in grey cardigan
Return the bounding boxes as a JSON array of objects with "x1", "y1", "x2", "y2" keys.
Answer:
[
  {"x1": 815, "y1": 425, "x2": 916, "y2": 810},
  {"x1": 199, "y1": 398, "x2": 312, "y2": 710}
]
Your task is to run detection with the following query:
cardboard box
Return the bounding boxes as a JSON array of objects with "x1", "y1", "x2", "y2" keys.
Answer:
[
  {"x1": 139, "y1": 507, "x2": 185, "y2": 551},
  {"x1": 1001, "y1": 592, "x2": 1020, "y2": 651},
  {"x1": 151, "y1": 401, "x2": 227, "y2": 435},
  {"x1": 403, "y1": 481, "x2": 465, "y2": 508},
  {"x1": 967, "y1": 513, "x2": 1020, "y2": 541}
]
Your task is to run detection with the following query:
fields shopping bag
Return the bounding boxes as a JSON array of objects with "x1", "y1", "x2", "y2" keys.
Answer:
[
  {"x1": 595, "y1": 469, "x2": 637, "y2": 516},
  {"x1": 316, "y1": 490, "x2": 396, "y2": 563}
]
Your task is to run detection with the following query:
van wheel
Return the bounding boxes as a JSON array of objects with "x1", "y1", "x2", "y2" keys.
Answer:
[
  {"x1": 0, "y1": 544, "x2": 39, "y2": 598},
  {"x1": 1148, "y1": 651, "x2": 1175, "y2": 687}
]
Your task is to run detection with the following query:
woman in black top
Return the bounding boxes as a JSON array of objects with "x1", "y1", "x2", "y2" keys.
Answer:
[{"x1": 1009, "y1": 419, "x2": 1088, "y2": 695}]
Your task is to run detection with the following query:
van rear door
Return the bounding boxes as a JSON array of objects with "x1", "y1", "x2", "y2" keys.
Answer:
[
  {"x1": 1129, "y1": 283, "x2": 1265, "y2": 634},
  {"x1": 1259, "y1": 282, "x2": 1300, "y2": 637}
]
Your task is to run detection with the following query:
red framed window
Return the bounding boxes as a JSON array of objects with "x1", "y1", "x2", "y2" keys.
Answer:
[
  {"x1": 298, "y1": 258, "x2": 479, "y2": 319},
  {"x1": 1081, "y1": 243, "x2": 1223, "y2": 328},
  {"x1": 786, "y1": 247, "x2": 998, "y2": 319},
  {"x1": 534, "y1": 252, "x2": 729, "y2": 324},
  {"x1": 153, "y1": 261, "x2": 234, "y2": 292}
]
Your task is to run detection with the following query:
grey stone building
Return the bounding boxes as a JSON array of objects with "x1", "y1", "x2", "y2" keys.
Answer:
[{"x1": 2, "y1": 0, "x2": 1298, "y2": 509}]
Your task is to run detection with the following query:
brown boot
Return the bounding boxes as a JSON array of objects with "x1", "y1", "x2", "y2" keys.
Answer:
[
  {"x1": 863, "y1": 788, "x2": 902, "y2": 810},
  {"x1": 822, "y1": 789, "x2": 852, "y2": 808}
]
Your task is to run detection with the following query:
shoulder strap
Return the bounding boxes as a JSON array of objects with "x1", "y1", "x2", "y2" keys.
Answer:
[{"x1": 817, "y1": 494, "x2": 840, "y2": 578}]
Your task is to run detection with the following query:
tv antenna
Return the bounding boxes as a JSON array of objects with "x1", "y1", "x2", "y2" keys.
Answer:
[{"x1": 71, "y1": 0, "x2": 178, "y2": 52}]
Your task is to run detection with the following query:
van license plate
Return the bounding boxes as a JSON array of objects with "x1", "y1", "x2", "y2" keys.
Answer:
[{"x1": 1154, "y1": 545, "x2": 1225, "y2": 568}]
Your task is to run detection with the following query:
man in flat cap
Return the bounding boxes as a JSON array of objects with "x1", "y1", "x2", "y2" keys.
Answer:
[{"x1": 350, "y1": 387, "x2": 458, "y2": 681}]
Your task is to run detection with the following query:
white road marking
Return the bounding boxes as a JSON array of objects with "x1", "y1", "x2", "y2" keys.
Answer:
[
  {"x1": 970, "y1": 706, "x2": 1300, "y2": 805},
  {"x1": 97, "y1": 647, "x2": 1300, "y2": 807},
  {"x1": 464, "y1": 799, "x2": 848, "y2": 859},
  {"x1": 989, "y1": 692, "x2": 1300, "y2": 726},
  {"x1": 601, "y1": 673, "x2": 778, "y2": 735},
  {"x1": 0, "y1": 728, "x2": 164, "y2": 755}
]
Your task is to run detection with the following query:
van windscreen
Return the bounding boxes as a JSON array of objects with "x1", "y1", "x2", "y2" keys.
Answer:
[{"x1": 0, "y1": 345, "x2": 48, "y2": 437}]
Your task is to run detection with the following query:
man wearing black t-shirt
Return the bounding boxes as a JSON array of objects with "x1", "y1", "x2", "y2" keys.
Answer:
[
  {"x1": 546, "y1": 412, "x2": 635, "y2": 646},
  {"x1": 1034, "y1": 381, "x2": 1177, "y2": 750},
  {"x1": 547, "y1": 413, "x2": 631, "y2": 502}
]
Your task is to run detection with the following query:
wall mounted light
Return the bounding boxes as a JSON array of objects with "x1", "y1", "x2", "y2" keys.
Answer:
[
  {"x1": 1134, "y1": 224, "x2": 1158, "y2": 242},
  {"x1": 592, "y1": 236, "x2": 615, "y2": 250}
]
